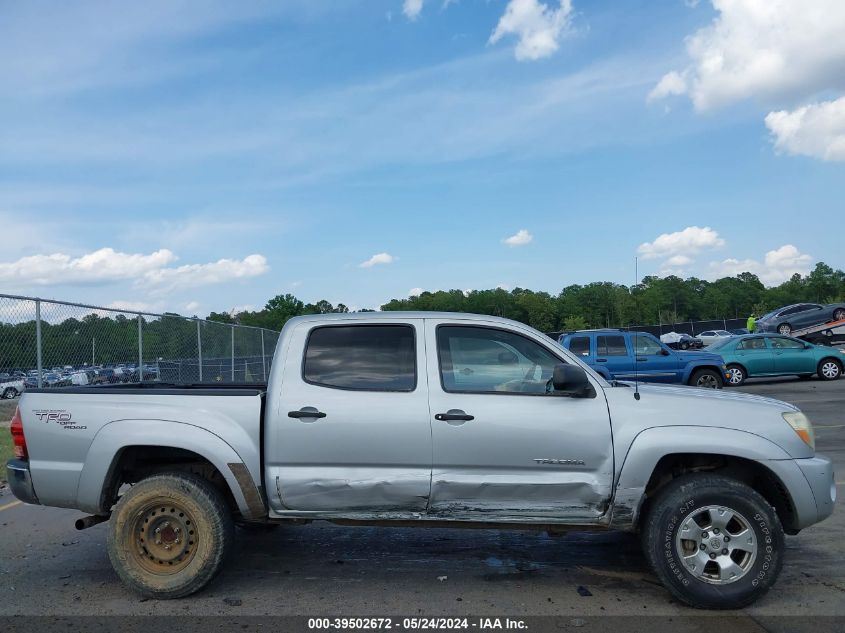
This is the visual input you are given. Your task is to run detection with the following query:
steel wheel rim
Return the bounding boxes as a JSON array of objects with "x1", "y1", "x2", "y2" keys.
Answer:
[
  {"x1": 130, "y1": 500, "x2": 198, "y2": 575},
  {"x1": 822, "y1": 362, "x2": 840, "y2": 379},
  {"x1": 728, "y1": 368, "x2": 744, "y2": 385},
  {"x1": 697, "y1": 374, "x2": 718, "y2": 388},
  {"x1": 676, "y1": 505, "x2": 757, "y2": 585}
]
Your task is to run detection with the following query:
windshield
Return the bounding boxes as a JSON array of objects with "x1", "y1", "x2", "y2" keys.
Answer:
[{"x1": 706, "y1": 337, "x2": 735, "y2": 351}]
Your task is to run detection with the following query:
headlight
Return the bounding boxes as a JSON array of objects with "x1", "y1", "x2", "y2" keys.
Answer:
[{"x1": 783, "y1": 411, "x2": 815, "y2": 450}]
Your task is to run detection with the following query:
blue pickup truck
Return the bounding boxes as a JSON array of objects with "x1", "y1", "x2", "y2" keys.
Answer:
[{"x1": 558, "y1": 329, "x2": 729, "y2": 388}]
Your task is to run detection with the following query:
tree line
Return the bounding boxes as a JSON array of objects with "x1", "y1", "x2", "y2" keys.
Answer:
[{"x1": 212, "y1": 262, "x2": 845, "y2": 334}]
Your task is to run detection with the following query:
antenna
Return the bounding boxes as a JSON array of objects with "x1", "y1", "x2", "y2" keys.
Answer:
[{"x1": 634, "y1": 256, "x2": 641, "y2": 401}]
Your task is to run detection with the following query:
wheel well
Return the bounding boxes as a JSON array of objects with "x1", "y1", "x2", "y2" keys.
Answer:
[
  {"x1": 639, "y1": 453, "x2": 798, "y2": 533},
  {"x1": 819, "y1": 356, "x2": 843, "y2": 369},
  {"x1": 101, "y1": 446, "x2": 238, "y2": 516}
]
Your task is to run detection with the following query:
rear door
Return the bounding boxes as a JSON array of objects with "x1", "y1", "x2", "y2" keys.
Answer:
[
  {"x1": 267, "y1": 319, "x2": 432, "y2": 515},
  {"x1": 595, "y1": 333, "x2": 632, "y2": 379},
  {"x1": 425, "y1": 319, "x2": 613, "y2": 522}
]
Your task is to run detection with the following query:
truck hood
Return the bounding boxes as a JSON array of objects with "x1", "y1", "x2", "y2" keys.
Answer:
[{"x1": 625, "y1": 382, "x2": 798, "y2": 412}]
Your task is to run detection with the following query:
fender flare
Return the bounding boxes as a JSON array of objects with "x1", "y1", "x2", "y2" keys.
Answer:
[
  {"x1": 680, "y1": 362, "x2": 724, "y2": 384},
  {"x1": 76, "y1": 419, "x2": 266, "y2": 519},
  {"x1": 608, "y1": 425, "x2": 791, "y2": 530}
]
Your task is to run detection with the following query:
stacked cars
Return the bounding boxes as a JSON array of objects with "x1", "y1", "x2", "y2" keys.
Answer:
[{"x1": 755, "y1": 303, "x2": 845, "y2": 335}]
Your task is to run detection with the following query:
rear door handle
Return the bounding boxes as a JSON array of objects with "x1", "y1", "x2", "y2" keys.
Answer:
[
  {"x1": 636, "y1": 357, "x2": 648, "y2": 362},
  {"x1": 288, "y1": 407, "x2": 326, "y2": 419},
  {"x1": 596, "y1": 358, "x2": 608, "y2": 363},
  {"x1": 435, "y1": 410, "x2": 474, "y2": 422}
]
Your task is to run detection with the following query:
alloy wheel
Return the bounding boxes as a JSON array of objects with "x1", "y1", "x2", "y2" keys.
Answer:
[
  {"x1": 676, "y1": 505, "x2": 757, "y2": 585},
  {"x1": 821, "y1": 361, "x2": 841, "y2": 379}
]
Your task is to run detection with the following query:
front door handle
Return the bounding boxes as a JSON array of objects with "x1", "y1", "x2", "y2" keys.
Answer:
[
  {"x1": 596, "y1": 358, "x2": 608, "y2": 363},
  {"x1": 435, "y1": 410, "x2": 474, "y2": 422},
  {"x1": 636, "y1": 357, "x2": 648, "y2": 362},
  {"x1": 288, "y1": 407, "x2": 327, "y2": 419}
]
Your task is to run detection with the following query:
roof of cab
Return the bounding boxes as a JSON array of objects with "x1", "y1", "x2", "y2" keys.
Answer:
[{"x1": 284, "y1": 311, "x2": 530, "y2": 327}]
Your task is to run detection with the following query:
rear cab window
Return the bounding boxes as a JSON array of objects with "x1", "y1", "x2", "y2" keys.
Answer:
[{"x1": 303, "y1": 325, "x2": 417, "y2": 391}]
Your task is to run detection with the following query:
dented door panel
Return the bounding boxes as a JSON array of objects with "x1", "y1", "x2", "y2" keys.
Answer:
[{"x1": 424, "y1": 319, "x2": 614, "y2": 523}]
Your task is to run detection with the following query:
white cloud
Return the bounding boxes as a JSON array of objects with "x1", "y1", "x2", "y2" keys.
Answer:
[
  {"x1": 664, "y1": 255, "x2": 693, "y2": 267},
  {"x1": 502, "y1": 229, "x2": 533, "y2": 247},
  {"x1": 0, "y1": 247, "x2": 176, "y2": 285},
  {"x1": 409, "y1": 287, "x2": 425, "y2": 297},
  {"x1": 0, "y1": 247, "x2": 269, "y2": 295},
  {"x1": 647, "y1": 71, "x2": 687, "y2": 103},
  {"x1": 184, "y1": 301, "x2": 201, "y2": 313},
  {"x1": 637, "y1": 226, "x2": 725, "y2": 260},
  {"x1": 765, "y1": 96, "x2": 845, "y2": 161},
  {"x1": 709, "y1": 244, "x2": 813, "y2": 285},
  {"x1": 359, "y1": 253, "x2": 397, "y2": 268},
  {"x1": 141, "y1": 254, "x2": 269, "y2": 294},
  {"x1": 403, "y1": 0, "x2": 424, "y2": 20},
  {"x1": 650, "y1": 0, "x2": 845, "y2": 111},
  {"x1": 489, "y1": 0, "x2": 574, "y2": 61}
]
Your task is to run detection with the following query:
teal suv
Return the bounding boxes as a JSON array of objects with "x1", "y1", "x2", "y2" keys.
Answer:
[{"x1": 709, "y1": 334, "x2": 845, "y2": 385}]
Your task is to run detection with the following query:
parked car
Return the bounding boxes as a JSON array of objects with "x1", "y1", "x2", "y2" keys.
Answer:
[
  {"x1": 659, "y1": 331, "x2": 704, "y2": 350},
  {"x1": 729, "y1": 328, "x2": 749, "y2": 335},
  {"x1": 560, "y1": 329, "x2": 727, "y2": 387},
  {"x1": 709, "y1": 334, "x2": 845, "y2": 385},
  {"x1": 697, "y1": 329, "x2": 734, "y2": 346},
  {"x1": 1, "y1": 376, "x2": 24, "y2": 399},
  {"x1": 755, "y1": 303, "x2": 845, "y2": 335},
  {"x1": 6, "y1": 311, "x2": 835, "y2": 608},
  {"x1": 92, "y1": 368, "x2": 120, "y2": 384}
]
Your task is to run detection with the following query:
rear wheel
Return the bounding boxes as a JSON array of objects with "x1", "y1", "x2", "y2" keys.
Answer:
[
  {"x1": 689, "y1": 369, "x2": 722, "y2": 389},
  {"x1": 833, "y1": 308, "x2": 845, "y2": 321},
  {"x1": 777, "y1": 323, "x2": 792, "y2": 335},
  {"x1": 1, "y1": 387, "x2": 17, "y2": 399},
  {"x1": 725, "y1": 364, "x2": 746, "y2": 386},
  {"x1": 641, "y1": 473, "x2": 784, "y2": 609},
  {"x1": 107, "y1": 472, "x2": 234, "y2": 599},
  {"x1": 818, "y1": 358, "x2": 842, "y2": 381}
]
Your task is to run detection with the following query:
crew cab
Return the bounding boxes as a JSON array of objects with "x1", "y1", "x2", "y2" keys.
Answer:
[
  {"x1": 6, "y1": 312, "x2": 835, "y2": 609},
  {"x1": 559, "y1": 329, "x2": 729, "y2": 388}
]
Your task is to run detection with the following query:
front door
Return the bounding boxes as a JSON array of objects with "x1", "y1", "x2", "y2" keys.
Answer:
[
  {"x1": 425, "y1": 320, "x2": 614, "y2": 523},
  {"x1": 266, "y1": 319, "x2": 432, "y2": 515},
  {"x1": 768, "y1": 336, "x2": 816, "y2": 374},
  {"x1": 631, "y1": 333, "x2": 680, "y2": 383},
  {"x1": 735, "y1": 337, "x2": 774, "y2": 375}
]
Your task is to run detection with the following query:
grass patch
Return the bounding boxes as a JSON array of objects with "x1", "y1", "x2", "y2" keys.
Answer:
[{"x1": 0, "y1": 429, "x2": 13, "y2": 469}]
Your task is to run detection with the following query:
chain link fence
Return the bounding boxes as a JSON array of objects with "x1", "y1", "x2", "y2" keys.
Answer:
[{"x1": 0, "y1": 294, "x2": 279, "y2": 392}]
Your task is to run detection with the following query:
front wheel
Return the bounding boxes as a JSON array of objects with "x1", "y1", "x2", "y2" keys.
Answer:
[
  {"x1": 641, "y1": 474, "x2": 784, "y2": 609},
  {"x1": 818, "y1": 359, "x2": 842, "y2": 381},
  {"x1": 689, "y1": 369, "x2": 723, "y2": 389},
  {"x1": 777, "y1": 323, "x2": 792, "y2": 335},
  {"x1": 726, "y1": 364, "x2": 746, "y2": 386},
  {"x1": 1, "y1": 387, "x2": 17, "y2": 399},
  {"x1": 833, "y1": 308, "x2": 845, "y2": 321},
  {"x1": 107, "y1": 472, "x2": 234, "y2": 599}
]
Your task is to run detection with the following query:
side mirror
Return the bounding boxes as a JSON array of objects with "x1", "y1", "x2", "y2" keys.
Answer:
[
  {"x1": 551, "y1": 364, "x2": 593, "y2": 397},
  {"x1": 660, "y1": 349, "x2": 671, "y2": 356}
]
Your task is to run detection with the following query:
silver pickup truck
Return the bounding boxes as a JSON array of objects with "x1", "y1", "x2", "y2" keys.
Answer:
[{"x1": 6, "y1": 312, "x2": 835, "y2": 608}]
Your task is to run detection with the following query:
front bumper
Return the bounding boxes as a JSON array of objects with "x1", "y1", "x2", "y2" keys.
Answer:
[
  {"x1": 5, "y1": 459, "x2": 39, "y2": 505},
  {"x1": 796, "y1": 455, "x2": 836, "y2": 524}
]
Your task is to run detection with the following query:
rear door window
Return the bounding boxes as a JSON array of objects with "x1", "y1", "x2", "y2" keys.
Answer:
[
  {"x1": 303, "y1": 325, "x2": 416, "y2": 391},
  {"x1": 597, "y1": 335, "x2": 627, "y2": 356},
  {"x1": 568, "y1": 336, "x2": 591, "y2": 357}
]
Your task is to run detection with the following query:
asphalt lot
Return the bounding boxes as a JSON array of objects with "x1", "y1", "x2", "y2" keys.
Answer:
[{"x1": 1, "y1": 379, "x2": 843, "y2": 629}]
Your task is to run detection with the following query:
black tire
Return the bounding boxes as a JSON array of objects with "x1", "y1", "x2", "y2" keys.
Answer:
[
  {"x1": 2, "y1": 387, "x2": 16, "y2": 399},
  {"x1": 107, "y1": 472, "x2": 234, "y2": 599},
  {"x1": 680, "y1": 341, "x2": 690, "y2": 350},
  {"x1": 817, "y1": 358, "x2": 842, "y2": 381},
  {"x1": 641, "y1": 473, "x2": 784, "y2": 609},
  {"x1": 777, "y1": 323, "x2": 791, "y2": 335},
  {"x1": 833, "y1": 308, "x2": 845, "y2": 321},
  {"x1": 725, "y1": 364, "x2": 746, "y2": 386},
  {"x1": 689, "y1": 368, "x2": 723, "y2": 389}
]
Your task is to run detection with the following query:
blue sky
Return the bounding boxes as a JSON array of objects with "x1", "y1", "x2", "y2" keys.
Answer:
[{"x1": 1, "y1": 0, "x2": 843, "y2": 315}]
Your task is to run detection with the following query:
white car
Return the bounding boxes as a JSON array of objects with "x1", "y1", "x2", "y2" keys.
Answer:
[
  {"x1": 1, "y1": 376, "x2": 24, "y2": 399},
  {"x1": 697, "y1": 329, "x2": 733, "y2": 346}
]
